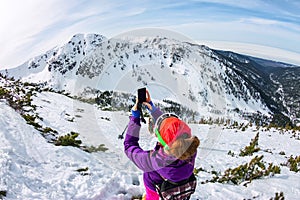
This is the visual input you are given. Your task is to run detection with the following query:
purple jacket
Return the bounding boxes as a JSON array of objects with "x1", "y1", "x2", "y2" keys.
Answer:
[{"x1": 124, "y1": 108, "x2": 196, "y2": 191}]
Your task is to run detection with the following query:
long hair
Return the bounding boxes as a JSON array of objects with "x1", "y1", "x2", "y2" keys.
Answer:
[{"x1": 168, "y1": 134, "x2": 200, "y2": 160}]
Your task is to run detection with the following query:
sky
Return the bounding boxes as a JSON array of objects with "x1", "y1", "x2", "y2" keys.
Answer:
[{"x1": 0, "y1": 0, "x2": 300, "y2": 69}]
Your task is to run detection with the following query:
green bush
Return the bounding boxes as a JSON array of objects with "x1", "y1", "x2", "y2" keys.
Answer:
[
  {"x1": 193, "y1": 167, "x2": 208, "y2": 176},
  {"x1": 270, "y1": 192, "x2": 284, "y2": 200},
  {"x1": 42, "y1": 127, "x2": 58, "y2": 134},
  {"x1": 286, "y1": 155, "x2": 300, "y2": 172},
  {"x1": 210, "y1": 155, "x2": 280, "y2": 185},
  {"x1": 100, "y1": 116, "x2": 110, "y2": 121},
  {"x1": 240, "y1": 132, "x2": 260, "y2": 156},
  {"x1": 55, "y1": 132, "x2": 82, "y2": 147},
  {"x1": 131, "y1": 195, "x2": 143, "y2": 200},
  {"x1": 0, "y1": 190, "x2": 7, "y2": 198},
  {"x1": 22, "y1": 114, "x2": 42, "y2": 129},
  {"x1": 22, "y1": 114, "x2": 36, "y2": 122},
  {"x1": 84, "y1": 144, "x2": 109, "y2": 153},
  {"x1": 0, "y1": 86, "x2": 9, "y2": 97},
  {"x1": 279, "y1": 151, "x2": 286, "y2": 156},
  {"x1": 228, "y1": 150, "x2": 235, "y2": 157},
  {"x1": 76, "y1": 167, "x2": 89, "y2": 176},
  {"x1": 76, "y1": 167, "x2": 89, "y2": 172}
]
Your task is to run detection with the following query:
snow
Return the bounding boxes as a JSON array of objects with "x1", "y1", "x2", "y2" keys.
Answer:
[
  {"x1": 1, "y1": 91, "x2": 300, "y2": 199},
  {"x1": 0, "y1": 100, "x2": 143, "y2": 199},
  {"x1": 1, "y1": 35, "x2": 272, "y2": 121}
]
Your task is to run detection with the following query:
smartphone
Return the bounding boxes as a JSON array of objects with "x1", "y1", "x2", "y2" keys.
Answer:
[{"x1": 138, "y1": 88, "x2": 147, "y2": 103}]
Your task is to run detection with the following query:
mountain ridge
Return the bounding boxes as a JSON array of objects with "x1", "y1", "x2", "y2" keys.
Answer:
[{"x1": 1, "y1": 33, "x2": 299, "y2": 126}]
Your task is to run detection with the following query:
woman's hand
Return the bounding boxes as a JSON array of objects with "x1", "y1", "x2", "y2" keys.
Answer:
[
  {"x1": 146, "y1": 90, "x2": 151, "y2": 102},
  {"x1": 143, "y1": 90, "x2": 152, "y2": 111},
  {"x1": 131, "y1": 89, "x2": 154, "y2": 116}
]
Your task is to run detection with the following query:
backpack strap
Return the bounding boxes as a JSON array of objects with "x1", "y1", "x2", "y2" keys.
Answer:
[{"x1": 156, "y1": 172, "x2": 179, "y2": 185}]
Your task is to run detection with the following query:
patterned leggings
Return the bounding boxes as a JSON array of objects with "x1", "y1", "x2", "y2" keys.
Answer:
[{"x1": 145, "y1": 185, "x2": 160, "y2": 200}]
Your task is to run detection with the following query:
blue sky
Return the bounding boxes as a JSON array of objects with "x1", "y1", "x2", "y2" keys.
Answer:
[{"x1": 1, "y1": 0, "x2": 300, "y2": 68}]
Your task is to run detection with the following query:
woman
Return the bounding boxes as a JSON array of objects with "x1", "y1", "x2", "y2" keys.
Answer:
[{"x1": 124, "y1": 90, "x2": 200, "y2": 200}]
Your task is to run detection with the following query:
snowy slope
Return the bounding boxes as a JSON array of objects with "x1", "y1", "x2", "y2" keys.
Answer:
[
  {"x1": 1, "y1": 91, "x2": 300, "y2": 199},
  {"x1": 0, "y1": 101, "x2": 143, "y2": 200}
]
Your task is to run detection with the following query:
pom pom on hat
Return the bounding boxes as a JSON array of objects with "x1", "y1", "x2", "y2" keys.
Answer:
[{"x1": 158, "y1": 117, "x2": 191, "y2": 146}]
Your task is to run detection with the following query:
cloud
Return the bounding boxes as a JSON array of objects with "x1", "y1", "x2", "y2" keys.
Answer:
[
  {"x1": 169, "y1": 18, "x2": 300, "y2": 54},
  {"x1": 124, "y1": 8, "x2": 147, "y2": 17},
  {"x1": 199, "y1": 40, "x2": 300, "y2": 66},
  {"x1": 0, "y1": 0, "x2": 299, "y2": 69},
  {"x1": 190, "y1": 0, "x2": 263, "y2": 9},
  {"x1": 241, "y1": 18, "x2": 281, "y2": 25},
  {"x1": 0, "y1": 0, "x2": 72, "y2": 67}
]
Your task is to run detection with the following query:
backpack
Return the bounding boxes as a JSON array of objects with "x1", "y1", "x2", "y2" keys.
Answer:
[{"x1": 155, "y1": 173, "x2": 197, "y2": 200}]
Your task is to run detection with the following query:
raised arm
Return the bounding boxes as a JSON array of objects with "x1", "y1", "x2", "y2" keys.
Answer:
[
  {"x1": 123, "y1": 115, "x2": 154, "y2": 171},
  {"x1": 123, "y1": 89, "x2": 164, "y2": 171},
  {"x1": 144, "y1": 90, "x2": 163, "y2": 122}
]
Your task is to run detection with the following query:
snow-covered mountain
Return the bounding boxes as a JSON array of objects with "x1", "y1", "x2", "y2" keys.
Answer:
[
  {"x1": 214, "y1": 50, "x2": 300, "y2": 126},
  {"x1": 2, "y1": 33, "x2": 300, "y2": 126}
]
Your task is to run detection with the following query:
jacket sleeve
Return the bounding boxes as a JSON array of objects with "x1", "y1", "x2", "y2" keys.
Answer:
[{"x1": 124, "y1": 116, "x2": 155, "y2": 172}]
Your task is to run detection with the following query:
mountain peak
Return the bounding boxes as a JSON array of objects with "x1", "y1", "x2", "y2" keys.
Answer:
[
  {"x1": 1, "y1": 33, "x2": 300, "y2": 126},
  {"x1": 68, "y1": 33, "x2": 106, "y2": 46}
]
